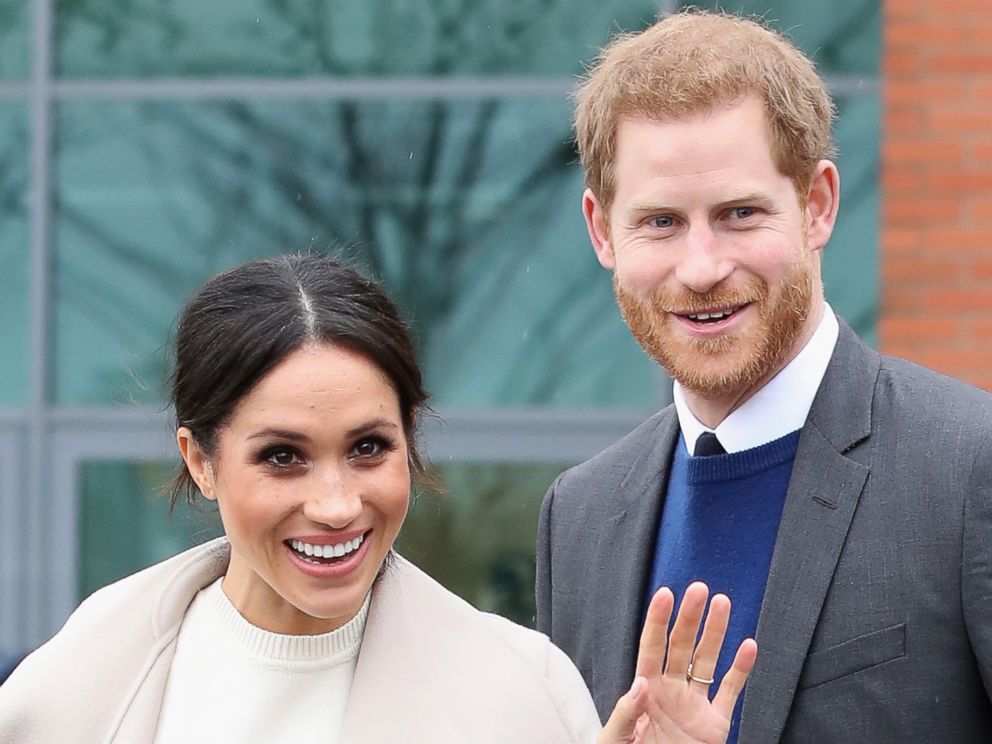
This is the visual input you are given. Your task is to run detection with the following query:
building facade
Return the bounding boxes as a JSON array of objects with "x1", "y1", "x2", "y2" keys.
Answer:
[{"x1": 0, "y1": 0, "x2": 886, "y2": 652}]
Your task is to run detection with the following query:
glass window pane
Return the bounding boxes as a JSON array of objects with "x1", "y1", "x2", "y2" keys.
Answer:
[
  {"x1": 78, "y1": 459, "x2": 567, "y2": 628},
  {"x1": 824, "y1": 94, "x2": 880, "y2": 343},
  {"x1": 54, "y1": 98, "x2": 654, "y2": 408},
  {"x1": 398, "y1": 462, "x2": 569, "y2": 627},
  {"x1": 57, "y1": 0, "x2": 660, "y2": 78},
  {"x1": 78, "y1": 461, "x2": 222, "y2": 599},
  {"x1": 0, "y1": 104, "x2": 28, "y2": 405},
  {"x1": 0, "y1": 1, "x2": 29, "y2": 80},
  {"x1": 688, "y1": 0, "x2": 880, "y2": 76}
]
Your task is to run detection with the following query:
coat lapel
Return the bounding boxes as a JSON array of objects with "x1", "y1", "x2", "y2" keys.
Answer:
[
  {"x1": 342, "y1": 556, "x2": 598, "y2": 743},
  {"x1": 589, "y1": 408, "x2": 681, "y2": 716},
  {"x1": 739, "y1": 320, "x2": 878, "y2": 743}
]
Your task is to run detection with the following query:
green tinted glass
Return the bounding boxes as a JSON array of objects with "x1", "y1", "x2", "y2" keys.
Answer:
[
  {"x1": 0, "y1": 104, "x2": 28, "y2": 405},
  {"x1": 398, "y1": 462, "x2": 568, "y2": 627},
  {"x1": 0, "y1": 1, "x2": 29, "y2": 80},
  {"x1": 689, "y1": 0, "x2": 880, "y2": 75},
  {"x1": 53, "y1": 98, "x2": 653, "y2": 408},
  {"x1": 823, "y1": 94, "x2": 880, "y2": 343},
  {"x1": 57, "y1": 0, "x2": 660, "y2": 78},
  {"x1": 78, "y1": 459, "x2": 566, "y2": 627},
  {"x1": 78, "y1": 461, "x2": 222, "y2": 600}
]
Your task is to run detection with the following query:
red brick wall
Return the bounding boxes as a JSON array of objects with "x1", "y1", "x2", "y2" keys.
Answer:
[{"x1": 882, "y1": 0, "x2": 992, "y2": 391}]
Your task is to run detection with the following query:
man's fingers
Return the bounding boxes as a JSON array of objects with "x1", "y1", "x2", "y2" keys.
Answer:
[
  {"x1": 634, "y1": 587, "x2": 674, "y2": 679},
  {"x1": 712, "y1": 638, "x2": 758, "y2": 718},
  {"x1": 664, "y1": 581, "x2": 709, "y2": 679},
  {"x1": 684, "y1": 593, "x2": 731, "y2": 691}
]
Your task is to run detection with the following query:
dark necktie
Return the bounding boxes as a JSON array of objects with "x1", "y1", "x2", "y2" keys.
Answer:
[{"x1": 694, "y1": 431, "x2": 726, "y2": 456}]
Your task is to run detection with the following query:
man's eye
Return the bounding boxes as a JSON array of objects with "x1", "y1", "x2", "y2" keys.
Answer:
[
  {"x1": 650, "y1": 215, "x2": 675, "y2": 229},
  {"x1": 731, "y1": 207, "x2": 756, "y2": 219}
]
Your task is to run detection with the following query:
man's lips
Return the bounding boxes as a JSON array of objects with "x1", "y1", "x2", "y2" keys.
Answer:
[{"x1": 673, "y1": 302, "x2": 751, "y2": 323}]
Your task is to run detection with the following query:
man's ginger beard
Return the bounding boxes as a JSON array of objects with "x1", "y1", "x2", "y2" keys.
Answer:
[{"x1": 614, "y1": 256, "x2": 815, "y2": 399}]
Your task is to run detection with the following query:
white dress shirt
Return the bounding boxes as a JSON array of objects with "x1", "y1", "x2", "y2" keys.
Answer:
[{"x1": 674, "y1": 305, "x2": 840, "y2": 454}]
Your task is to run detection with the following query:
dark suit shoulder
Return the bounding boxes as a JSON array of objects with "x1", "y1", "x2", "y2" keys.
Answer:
[
  {"x1": 876, "y1": 352, "x2": 992, "y2": 428},
  {"x1": 553, "y1": 406, "x2": 676, "y2": 497}
]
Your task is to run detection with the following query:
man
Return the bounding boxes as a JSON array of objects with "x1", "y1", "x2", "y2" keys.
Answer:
[{"x1": 536, "y1": 10, "x2": 992, "y2": 744}]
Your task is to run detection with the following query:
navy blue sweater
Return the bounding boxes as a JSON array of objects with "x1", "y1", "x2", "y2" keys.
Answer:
[{"x1": 647, "y1": 429, "x2": 801, "y2": 743}]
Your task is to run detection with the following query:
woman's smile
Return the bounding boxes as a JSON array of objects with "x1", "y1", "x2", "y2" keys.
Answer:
[{"x1": 181, "y1": 343, "x2": 411, "y2": 636}]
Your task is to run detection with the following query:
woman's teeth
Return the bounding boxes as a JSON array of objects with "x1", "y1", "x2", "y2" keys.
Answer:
[{"x1": 289, "y1": 534, "x2": 364, "y2": 560}]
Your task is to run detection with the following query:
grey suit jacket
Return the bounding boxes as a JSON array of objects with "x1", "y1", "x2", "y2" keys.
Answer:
[{"x1": 537, "y1": 319, "x2": 992, "y2": 742}]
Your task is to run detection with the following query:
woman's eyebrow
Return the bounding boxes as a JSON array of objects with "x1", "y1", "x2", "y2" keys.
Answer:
[
  {"x1": 346, "y1": 419, "x2": 400, "y2": 438},
  {"x1": 246, "y1": 428, "x2": 309, "y2": 442}
]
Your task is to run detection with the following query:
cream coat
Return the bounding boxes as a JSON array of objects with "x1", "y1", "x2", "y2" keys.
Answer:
[{"x1": 0, "y1": 538, "x2": 601, "y2": 743}]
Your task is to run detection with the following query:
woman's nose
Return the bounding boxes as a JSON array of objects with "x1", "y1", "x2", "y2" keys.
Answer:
[{"x1": 301, "y1": 473, "x2": 362, "y2": 528}]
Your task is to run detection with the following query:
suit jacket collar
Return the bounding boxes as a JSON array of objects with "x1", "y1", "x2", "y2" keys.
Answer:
[
  {"x1": 587, "y1": 407, "x2": 681, "y2": 715},
  {"x1": 738, "y1": 318, "x2": 878, "y2": 743}
]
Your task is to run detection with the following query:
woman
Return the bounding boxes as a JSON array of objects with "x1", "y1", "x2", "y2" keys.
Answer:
[{"x1": 0, "y1": 254, "x2": 755, "y2": 743}]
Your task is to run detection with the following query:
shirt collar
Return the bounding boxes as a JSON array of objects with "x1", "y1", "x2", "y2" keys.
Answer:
[{"x1": 674, "y1": 304, "x2": 839, "y2": 454}]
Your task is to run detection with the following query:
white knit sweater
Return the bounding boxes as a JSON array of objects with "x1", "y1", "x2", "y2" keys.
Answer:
[{"x1": 153, "y1": 579, "x2": 369, "y2": 744}]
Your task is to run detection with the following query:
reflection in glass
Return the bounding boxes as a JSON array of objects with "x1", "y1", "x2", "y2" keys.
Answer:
[
  {"x1": 78, "y1": 461, "x2": 222, "y2": 600},
  {"x1": 0, "y1": 0, "x2": 29, "y2": 80},
  {"x1": 57, "y1": 0, "x2": 660, "y2": 78},
  {"x1": 690, "y1": 0, "x2": 880, "y2": 75},
  {"x1": 0, "y1": 104, "x2": 28, "y2": 405},
  {"x1": 77, "y1": 460, "x2": 568, "y2": 628},
  {"x1": 822, "y1": 95, "x2": 880, "y2": 343},
  {"x1": 54, "y1": 98, "x2": 652, "y2": 408},
  {"x1": 398, "y1": 462, "x2": 569, "y2": 627}
]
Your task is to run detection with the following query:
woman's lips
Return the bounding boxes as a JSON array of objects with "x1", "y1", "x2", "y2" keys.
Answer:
[{"x1": 283, "y1": 529, "x2": 373, "y2": 578}]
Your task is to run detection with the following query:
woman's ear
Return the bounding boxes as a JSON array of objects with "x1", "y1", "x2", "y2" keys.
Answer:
[{"x1": 176, "y1": 426, "x2": 216, "y2": 500}]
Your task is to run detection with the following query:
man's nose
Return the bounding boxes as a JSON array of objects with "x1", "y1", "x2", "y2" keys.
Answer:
[{"x1": 673, "y1": 225, "x2": 734, "y2": 294}]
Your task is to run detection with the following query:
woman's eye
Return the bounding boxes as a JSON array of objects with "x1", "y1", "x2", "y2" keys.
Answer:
[
  {"x1": 265, "y1": 447, "x2": 302, "y2": 467},
  {"x1": 353, "y1": 438, "x2": 384, "y2": 458}
]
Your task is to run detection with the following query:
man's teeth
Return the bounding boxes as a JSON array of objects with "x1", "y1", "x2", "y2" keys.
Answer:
[
  {"x1": 688, "y1": 309, "x2": 735, "y2": 321},
  {"x1": 290, "y1": 534, "x2": 365, "y2": 560}
]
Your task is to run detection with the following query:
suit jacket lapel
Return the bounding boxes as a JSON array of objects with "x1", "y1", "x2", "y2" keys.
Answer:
[
  {"x1": 739, "y1": 320, "x2": 878, "y2": 743},
  {"x1": 589, "y1": 408, "x2": 681, "y2": 716}
]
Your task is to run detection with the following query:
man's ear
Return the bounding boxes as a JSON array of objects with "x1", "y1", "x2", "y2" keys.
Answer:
[
  {"x1": 805, "y1": 159, "x2": 840, "y2": 253},
  {"x1": 176, "y1": 426, "x2": 216, "y2": 500},
  {"x1": 583, "y1": 188, "x2": 616, "y2": 270}
]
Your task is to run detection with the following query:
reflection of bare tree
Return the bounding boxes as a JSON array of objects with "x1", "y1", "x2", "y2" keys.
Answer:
[
  {"x1": 0, "y1": 109, "x2": 28, "y2": 393},
  {"x1": 397, "y1": 463, "x2": 562, "y2": 627},
  {"x1": 57, "y1": 0, "x2": 657, "y2": 77},
  {"x1": 57, "y1": 0, "x2": 631, "y2": 409},
  {"x1": 0, "y1": 1, "x2": 28, "y2": 78},
  {"x1": 57, "y1": 90, "x2": 583, "y2": 403}
]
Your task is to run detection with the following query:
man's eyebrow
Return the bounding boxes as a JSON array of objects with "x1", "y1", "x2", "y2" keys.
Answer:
[
  {"x1": 716, "y1": 193, "x2": 773, "y2": 206},
  {"x1": 626, "y1": 193, "x2": 772, "y2": 213},
  {"x1": 627, "y1": 201, "x2": 680, "y2": 213}
]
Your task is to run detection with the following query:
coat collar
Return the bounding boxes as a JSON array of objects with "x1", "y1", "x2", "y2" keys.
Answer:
[{"x1": 342, "y1": 555, "x2": 599, "y2": 743}]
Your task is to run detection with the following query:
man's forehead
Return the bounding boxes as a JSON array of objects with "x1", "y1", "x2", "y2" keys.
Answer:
[{"x1": 615, "y1": 92, "x2": 765, "y2": 130}]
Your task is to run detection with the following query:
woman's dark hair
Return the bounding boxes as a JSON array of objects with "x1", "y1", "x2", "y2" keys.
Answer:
[{"x1": 169, "y1": 253, "x2": 430, "y2": 508}]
